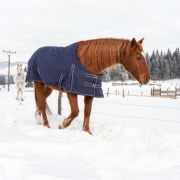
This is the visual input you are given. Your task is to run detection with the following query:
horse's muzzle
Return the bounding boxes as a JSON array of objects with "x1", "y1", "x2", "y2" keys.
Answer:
[
  {"x1": 139, "y1": 77, "x2": 150, "y2": 85},
  {"x1": 144, "y1": 77, "x2": 150, "y2": 84}
]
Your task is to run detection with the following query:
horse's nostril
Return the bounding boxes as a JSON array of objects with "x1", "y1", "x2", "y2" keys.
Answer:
[{"x1": 145, "y1": 77, "x2": 149, "y2": 84}]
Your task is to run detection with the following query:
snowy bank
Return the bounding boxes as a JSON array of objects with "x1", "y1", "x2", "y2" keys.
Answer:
[{"x1": 0, "y1": 84, "x2": 180, "y2": 180}]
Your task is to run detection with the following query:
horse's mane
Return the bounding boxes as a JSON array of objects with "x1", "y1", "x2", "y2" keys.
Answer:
[{"x1": 77, "y1": 38, "x2": 132, "y2": 73}]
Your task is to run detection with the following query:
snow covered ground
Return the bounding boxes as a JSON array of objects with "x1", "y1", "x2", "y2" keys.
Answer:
[{"x1": 0, "y1": 82, "x2": 180, "y2": 180}]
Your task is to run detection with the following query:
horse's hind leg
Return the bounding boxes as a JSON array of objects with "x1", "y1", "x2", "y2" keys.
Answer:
[
  {"x1": 34, "y1": 82, "x2": 51, "y2": 128},
  {"x1": 58, "y1": 93, "x2": 79, "y2": 129},
  {"x1": 35, "y1": 85, "x2": 52, "y2": 125},
  {"x1": 20, "y1": 89, "x2": 24, "y2": 101},
  {"x1": 44, "y1": 86, "x2": 53, "y2": 114},
  {"x1": 83, "y1": 96, "x2": 94, "y2": 135}
]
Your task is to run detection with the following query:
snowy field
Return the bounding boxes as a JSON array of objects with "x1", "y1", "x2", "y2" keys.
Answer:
[{"x1": 0, "y1": 82, "x2": 180, "y2": 180}]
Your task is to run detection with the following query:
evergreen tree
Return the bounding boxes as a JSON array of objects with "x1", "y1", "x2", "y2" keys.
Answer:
[
  {"x1": 173, "y1": 48, "x2": 180, "y2": 78},
  {"x1": 102, "y1": 68, "x2": 111, "y2": 82},
  {"x1": 150, "y1": 50, "x2": 156, "y2": 63},
  {"x1": 145, "y1": 52, "x2": 151, "y2": 69},
  {"x1": 155, "y1": 50, "x2": 160, "y2": 79},
  {"x1": 1, "y1": 75, "x2": 6, "y2": 85},
  {"x1": 10, "y1": 75, "x2": 14, "y2": 84},
  {"x1": 119, "y1": 66, "x2": 128, "y2": 82},
  {"x1": 110, "y1": 66, "x2": 119, "y2": 81},
  {"x1": 166, "y1": 48, "x2": 172, "y2": 60},
  {"x1": 158, "y1": 51, "x2": 164, "y2": 80},
  {"x1": 163, "y1": 59, "x2": 170, "y2": 80},
  {"x1": 24, "y1": 66, "x2": 27, "y2": 72},
  {"x1": 151, "y1": 60, "x2": 159, "y2": 80}
]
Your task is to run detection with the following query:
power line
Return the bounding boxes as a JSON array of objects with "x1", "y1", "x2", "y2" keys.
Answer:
[
  {"x1": 94, "y1": 100, "x2": 180, "y2": 110},
  {"x1": 61, "y1": 96, "x2": 180, "y2": 123},
  {"x1": 99, "y1": 8, "x2": 180, "y2": 33},
  {"x1": 76, "y1": 96, "x2": 180, "y2": 110},
  {"x1": 113, "y1": 14, "x2": 180, "y2": 33},
  {"x1": 62, "y1": 7, "x2": 180, "y2": 41},
  {"x1": 62, "y1": 108, "x2": 180, "y2": 123}
]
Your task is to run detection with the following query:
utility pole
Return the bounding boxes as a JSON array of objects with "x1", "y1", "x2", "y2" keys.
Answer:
[{"x1": 3, "y1": 50, "x2": 16, "y2": 91}]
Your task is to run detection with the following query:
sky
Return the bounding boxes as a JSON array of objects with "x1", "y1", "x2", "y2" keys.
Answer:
[{"x1": 0, "y1": 0, "x2": 180, "y2": 62}]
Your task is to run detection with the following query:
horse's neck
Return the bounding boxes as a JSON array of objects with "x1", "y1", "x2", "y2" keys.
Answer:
[
  {"x1": 78, "y1": 51, "x2": 122, "y2": 75},
  {"x1": 77, "y1": 39, "x2": 127, "y2": 75}
]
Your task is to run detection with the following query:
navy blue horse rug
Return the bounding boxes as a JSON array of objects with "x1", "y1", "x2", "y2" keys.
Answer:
[{"x1": 26, "y1": 42, "x2": 104, "y2": 98}]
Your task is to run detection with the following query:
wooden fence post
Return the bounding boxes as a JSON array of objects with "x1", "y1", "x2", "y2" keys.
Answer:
[
  {"x1": 58, "y1": 90, "x2": 63, "y2": 115},
  {"x1": 123, "y1": 89, "x2": 124, "y2": 97},
  {"x1": 160, "y1": 88, "x2": 161, "y2": 96}
]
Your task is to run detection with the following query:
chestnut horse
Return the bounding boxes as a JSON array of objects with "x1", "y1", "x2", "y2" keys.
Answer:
[{"x1": 26, "y1": 38, "x2": 151, "y2": 134}]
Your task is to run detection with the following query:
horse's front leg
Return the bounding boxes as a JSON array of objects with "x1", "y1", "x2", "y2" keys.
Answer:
[
  {"x1": 16, "y1": 89, "x2": 19, "y2": 100},
  {"x1": 58, "y1": 93, "x2": 79, "y2": 129},
  {"x1": 20, "y1": 83, "x2": 26, "y2": 101},
  {"x1": 83, "y1": 96, "x2": 94, "y2": 135},
  {"x1": 20, "y1": 89, "x2": 24, "y2": 101}
]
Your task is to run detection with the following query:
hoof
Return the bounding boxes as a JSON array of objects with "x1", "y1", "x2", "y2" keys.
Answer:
[
  {"x1": 58, "y1": 123, "x2": 64, "y2": 129},
  {"x1": 44, "y1": 124, "x2": 50, "y2": 128},
  {"x1": 88, "y1": 130, "x2": 93, "y2": 135},
  {"x1": 83, "y1": 129, "x2": 93, "y2": 135}
]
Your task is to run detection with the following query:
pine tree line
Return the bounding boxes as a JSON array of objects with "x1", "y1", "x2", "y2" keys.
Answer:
[
  {"x1": 0, "y1": 75, "x2": 14, "y2": 85},
  {"x1": 103, "y1": 48, "x2": 180, "y2": 82}
]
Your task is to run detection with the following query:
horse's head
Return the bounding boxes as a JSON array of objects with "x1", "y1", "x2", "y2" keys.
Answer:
[
  {"x1": 17, "y1": 64, "x2": 23, "y2": 76},
  {"x1": 123, "y1": 38, "x2": 151, "y2": 85}
]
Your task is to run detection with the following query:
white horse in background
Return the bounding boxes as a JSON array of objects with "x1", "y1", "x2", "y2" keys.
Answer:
[{"x1": 14, "y1": 64, "x2": 27, "y2": 101}]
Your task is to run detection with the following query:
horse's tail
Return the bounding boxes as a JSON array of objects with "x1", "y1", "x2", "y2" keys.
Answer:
[
  {"x1": 34, "y1": 84, "x2": 52, "y2": 115},
  {"x1": 34, "y1": 84, "x2": 39, "y2": 111},
  {"x1": 45, "y1": 101, "x2": 52, "y2": 115}
]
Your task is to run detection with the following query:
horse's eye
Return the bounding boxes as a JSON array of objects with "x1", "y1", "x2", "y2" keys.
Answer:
[{"x1": 137, "y1": 57, "x2": 141, "y2": 60}]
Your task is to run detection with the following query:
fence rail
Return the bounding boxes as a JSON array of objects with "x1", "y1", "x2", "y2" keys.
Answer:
[
  {"x1": 152, "y1": 87, "x2": 180, "y2": 98},
  {"x1": 104, "y1": 87, "x2": 180, "y2": 99},
  {"x1": 105, "y1": 87, "x2": 151, "y2": 97}
]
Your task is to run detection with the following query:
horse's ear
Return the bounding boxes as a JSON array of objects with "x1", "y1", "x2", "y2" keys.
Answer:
[
  {"x1": 138, "y1": 38, "x2": 144, "y2": 44},
  {"x1": 20, "y1": 64, "x2": 22, "y2": 66},
  {"x1": 130, "y1": 38, "x2": 137, "y2": 47},
  {"x1": 17, "y1": 64, "x2": 19, "y2": 66}
]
